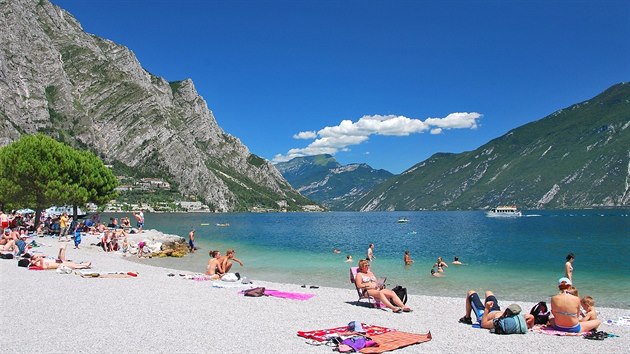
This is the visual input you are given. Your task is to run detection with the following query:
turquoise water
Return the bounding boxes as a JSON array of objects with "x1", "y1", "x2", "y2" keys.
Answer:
[{"x1": 109, "y1": 210, "x2": 630, "y2": 308}]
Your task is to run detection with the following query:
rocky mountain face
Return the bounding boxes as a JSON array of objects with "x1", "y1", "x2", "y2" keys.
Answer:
[
  {"x1": 275, "y1": 154, "x2": 393, "y2": 210},
  {"x1": 0, "y1": 0, "x2": 315, "y2": 212},
  {"x1": 356, "y1": 83, "x2": 630, "y2": 210}
]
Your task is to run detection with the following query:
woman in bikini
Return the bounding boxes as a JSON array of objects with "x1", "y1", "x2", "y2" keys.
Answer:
[
  {"x1": 355, "y1": 259, "x2": 412, "y2": 313},
  {"x1": 549, "y1": 277, "x2": 600, "y2": 333},
  {"x1": 565, "y1": 253, "x2": 575, "y2": 282}
]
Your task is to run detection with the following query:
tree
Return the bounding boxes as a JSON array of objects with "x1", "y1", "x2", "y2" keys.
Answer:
[{"x1": 0, "y1": 134, "x2": 118, "y2": 225}]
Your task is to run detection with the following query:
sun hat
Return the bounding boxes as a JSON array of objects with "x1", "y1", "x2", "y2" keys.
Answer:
[
  {"x1": 505, "y1": 304, "x2": 522, "y2": 316},
  {"x1": 558, "y1": 277, "x2": 572, "y2": 286}
]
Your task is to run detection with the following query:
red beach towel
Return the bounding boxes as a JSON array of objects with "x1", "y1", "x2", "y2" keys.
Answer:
[{"x1": 297, "y1": 324, "x2": 395, "y2": 342}]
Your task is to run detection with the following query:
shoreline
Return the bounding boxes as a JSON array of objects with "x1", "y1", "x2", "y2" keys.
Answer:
[{"x1": 1, "y1": 230, "x2": 629, "y2": 353}]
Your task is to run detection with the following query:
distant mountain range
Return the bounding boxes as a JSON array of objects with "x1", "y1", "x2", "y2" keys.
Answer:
[
  {"x1": 277, "y1": 84, "x2": 629, "y2": 211},
  {"x1": 275, "y1": 155, "x2": 393, "y2": 210},
  {"x1": 355, "y1": 83, "x2": 630, "y2": 210}
]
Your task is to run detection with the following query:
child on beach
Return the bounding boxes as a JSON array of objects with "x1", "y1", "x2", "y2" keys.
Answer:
[
  {"x1": 122, "y1": 236, "x2": 129, "y2": 257},
  {"x1": 73, "y1": 224, "x2": 82, "y2": 249},
  {"x1": 580, "y1": 296, "x2": 598, "y2": 321}
]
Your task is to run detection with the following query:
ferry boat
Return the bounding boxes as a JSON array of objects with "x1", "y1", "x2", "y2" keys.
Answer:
[{"x1": 486, "y1": 205, "x2": 522, "y2": 217}]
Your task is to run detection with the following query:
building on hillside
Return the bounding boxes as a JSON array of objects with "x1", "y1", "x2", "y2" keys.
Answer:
[{"x1": 178, "y1": 201, "x2": 210, "y2": 212}]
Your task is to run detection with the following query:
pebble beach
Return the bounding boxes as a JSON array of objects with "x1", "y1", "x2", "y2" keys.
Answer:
[{"x1": 1, "y1": 230, "x2": 629, "y2": 353}]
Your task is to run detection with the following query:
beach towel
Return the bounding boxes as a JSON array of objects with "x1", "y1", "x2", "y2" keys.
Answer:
[
  {"x1": 262, "y1": 289, "x2": 316, "y2": 301},
  {"x1": 604, "y1": 316, "x2": 630, "y2": 327},
  {"x1": 361, "y1": 331, "x2": 432, "y2": 353},
  {"x1": 211, "y1": 281, "x2": 252, "y2": 288},
  {"x1": 531, "y1": 325, "x2": 586, "y2": 336},
  {"x1": 298, "y1": 324, "x2": 395, "y2": 342},
  {"x1": 76, "y1": 270, "x2": 138, "y2": 278}
]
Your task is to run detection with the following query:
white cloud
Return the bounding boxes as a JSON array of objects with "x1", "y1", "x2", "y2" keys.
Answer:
[
  {"x1": 273, "y1": 112, "x2": 482, "y2": 162},
  {"x1": 293, "y1": 131, "x2": 317, "y2": 139}
]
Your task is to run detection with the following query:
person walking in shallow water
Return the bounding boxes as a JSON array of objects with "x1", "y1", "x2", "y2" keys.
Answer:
[
  {"x1": 367, "y1": 243, "x2": 375, "y2": 261},
  {"x1": 404, "y1": 250, "x2": 413, "y2": 265},
  {"x1": 188, "y1": 229, "x2": 196, "y2": 253},
  {"x1": 565, "y1": 253, "x2": 575, "y2": 283}
]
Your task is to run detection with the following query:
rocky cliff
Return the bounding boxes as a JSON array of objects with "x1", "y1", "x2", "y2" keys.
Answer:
[{"x1": 0, "y1": 0, "x2": 314, "y2": 211}]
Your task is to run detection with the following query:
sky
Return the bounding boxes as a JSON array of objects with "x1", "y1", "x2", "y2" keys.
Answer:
[{"x1": 51, "y1": 0, "x2": 630, "y2": 174}]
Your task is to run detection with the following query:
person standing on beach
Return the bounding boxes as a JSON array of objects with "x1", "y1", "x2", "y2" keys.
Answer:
[
  {"x1": 565, "y1": 253, "x2": 575, "y2": 282},
  {"x1": 367, "y1": 243, "x2": 375, "y2": 261},
  {"x1": 133, "y1": 211, "x2": 144, "y2": 232},
  {"x1": 188, "y1": 229, "x2": 195, "y2": 253},
  {"x1": 58, "y1": 212, "x2": 69, "y2": 242}
]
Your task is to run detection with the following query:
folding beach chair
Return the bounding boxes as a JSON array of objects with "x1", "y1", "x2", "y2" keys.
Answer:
[{"x1": 350, "y1": 267, "x2": 382, "y2": 308}]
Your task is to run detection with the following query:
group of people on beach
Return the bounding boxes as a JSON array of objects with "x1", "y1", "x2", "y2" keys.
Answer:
[
  {"x1": 458, "y1": 252, "x2": 601, "y2": 334},
  {"x1": 206, "y1": 248, "x2": 244, "y2": 280}
]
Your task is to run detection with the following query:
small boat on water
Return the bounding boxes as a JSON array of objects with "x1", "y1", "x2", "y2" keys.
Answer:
[
  {"x1": 397, "y1": 218, "x2": 409, "y2": 223},
  {"x1": 216, "y1": 223, "x2": 230, "y2": 227},
  {"x1": 486, "y1": 205, "x2": 522, "y2": 217}
]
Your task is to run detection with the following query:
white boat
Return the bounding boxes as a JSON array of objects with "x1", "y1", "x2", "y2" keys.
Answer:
[
  {"x1": 486, "y1": 205, "x2": 522, "y2": 217},
  {"x1": 44, "y1": 206, "x2": 87, "y2": 218},
  {"x1": 397, "y1": 218, "x2": 409, "y2": 223}
]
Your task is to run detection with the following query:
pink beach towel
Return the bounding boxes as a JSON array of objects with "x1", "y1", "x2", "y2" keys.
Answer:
[
  {"x1": 531, "y1": 325, "x2": 586, "y2": 336},
  {"x1": 262, "y1": 289, "x2": 316, "y2": 301}
]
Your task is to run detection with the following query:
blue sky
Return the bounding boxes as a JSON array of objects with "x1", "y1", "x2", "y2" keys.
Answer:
[{"x1": 51, "y1": 0, "x2": 629, "y2": 174}]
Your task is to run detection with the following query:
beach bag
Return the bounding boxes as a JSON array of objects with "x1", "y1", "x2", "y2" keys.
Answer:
[
  {"x1": 493, "y1": 314, "x2": 527, "y2": 334},
  {"x1": 243, "y1": 287, "x2": 266, "y2": 297},
  {"x1": 392, "y1": 285, "x2": 408, "y2": 305},
  {"x1": 530, "y1": 301, "x2": 550, "y2": 325}
]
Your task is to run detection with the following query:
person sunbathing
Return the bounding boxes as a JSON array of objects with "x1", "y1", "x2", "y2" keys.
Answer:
[
  {"x1": 206, "y1": 250, "x2": 222, "y2": 279},
  {"x1": 459, "y1": 290, "x2": 534, "y2": 329},
  {"x1": 26, "y1": 246, "x2": 91, "y2": 270},
  {"x1": 218, "y1": 249, "x2": 243, "y2": 274},
  {"x1": 28, "y1": 254, "x2": 91, "y2": 270},
  {"x1": 549, "y1": 278, "x2": 600, "y2": 333},
  {"x1": 355, "y1": 259, "x2": 412, "y2": 313}
]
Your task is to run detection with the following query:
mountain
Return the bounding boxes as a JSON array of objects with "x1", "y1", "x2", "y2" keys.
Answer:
[
  {"x1": 0, "y1": 0, "x2": 317, "y2": 212},
  {"x1": 356, "y1": 83, "x2": 630, "y2": 210},
  {"x1": 275, "y1": 154, "x2": 393, "y2": 210}
]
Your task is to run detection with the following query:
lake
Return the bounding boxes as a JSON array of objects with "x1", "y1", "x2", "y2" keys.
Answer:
[{"x1": 108, "y1": 209, "x2": 630, "y2": 309}]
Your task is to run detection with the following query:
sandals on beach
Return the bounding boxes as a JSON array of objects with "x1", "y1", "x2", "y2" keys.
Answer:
[
  {"x1": 393, "y1": 307, "x2": 403, "y2": 313},
  {"x1": 458, "y1": 316, "x2": 473, "y2": 324},
  {"x1": 584, "y1": 330, "x2": 609, "y2": 340},
  {"x1": 403, "y1": 307, "x2": 413, "y2": 313}
]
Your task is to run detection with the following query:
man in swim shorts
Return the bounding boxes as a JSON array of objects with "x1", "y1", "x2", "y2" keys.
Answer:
[
  {"x1": 460, "y1": 290, "x2": 535, "y2": 330},
  {"x1": 459, "y1": 290, "x2": 501, "y2": 327}
]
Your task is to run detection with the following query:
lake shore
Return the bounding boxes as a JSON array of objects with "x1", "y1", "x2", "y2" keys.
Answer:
[{"x1": 1, "y1": 230, "x2": 629, "y2": 353}]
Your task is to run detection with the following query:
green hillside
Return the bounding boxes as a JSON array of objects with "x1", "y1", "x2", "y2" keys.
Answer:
[{"x1": 355, "y1": 83, "x2": 630, "y2": 210}]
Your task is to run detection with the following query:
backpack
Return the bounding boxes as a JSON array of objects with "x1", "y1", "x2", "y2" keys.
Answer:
[
  {"x1": 493, "y1": 314, "x2": 527, "y2": 334},
  {"x1": 392, "y1": 285, "x2": 408, "y2": 305},
  {"x1": 530, "y1": 301, "x2": 550, "y2": 325},
  {"x1": 243, "y1": 287, "x2": 266, "y2": 297}
]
